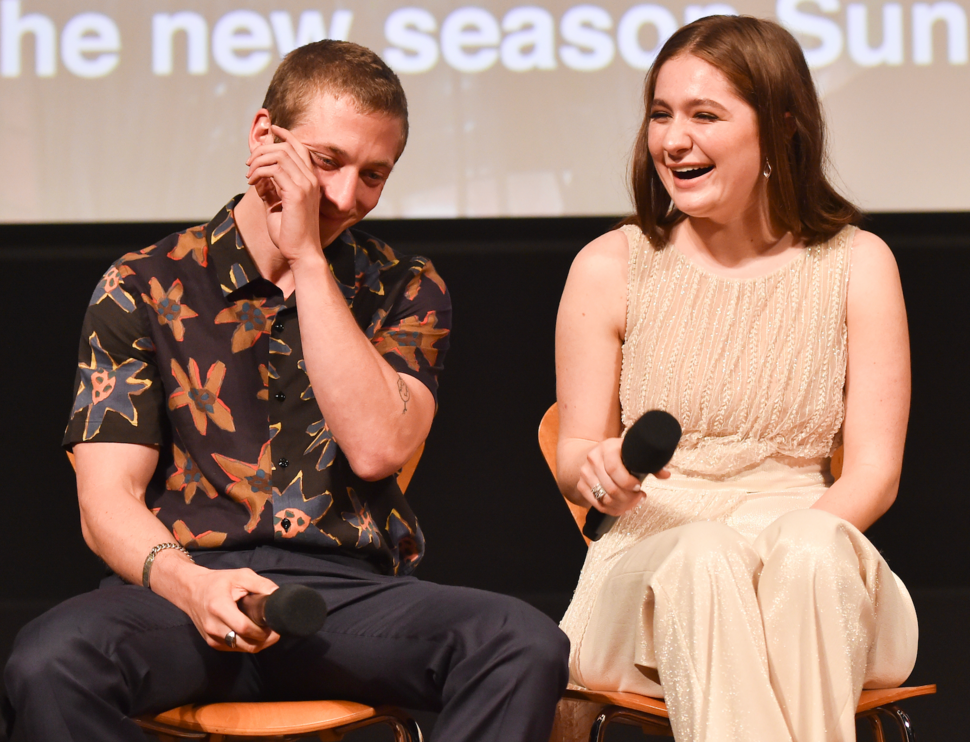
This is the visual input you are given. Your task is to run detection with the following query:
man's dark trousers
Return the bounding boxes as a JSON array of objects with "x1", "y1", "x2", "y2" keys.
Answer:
[{"x1": 4, "y1": 546, "x2": 570, "y2": 742}]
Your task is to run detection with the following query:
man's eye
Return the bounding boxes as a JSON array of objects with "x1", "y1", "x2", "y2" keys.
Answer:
[{"x1": 311, "y1": 153, "x2": 336, "y2": 168}]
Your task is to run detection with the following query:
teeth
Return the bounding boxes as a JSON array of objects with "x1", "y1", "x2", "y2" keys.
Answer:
[{"x1": 671, "y1": 164, "x2": 714, "y2": 180}]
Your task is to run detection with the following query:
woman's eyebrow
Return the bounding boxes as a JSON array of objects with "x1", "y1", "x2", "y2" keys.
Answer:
[
  {"x1": 689, "y1": 97, "x2": 729, "y2": 111},
  {"x1": 651, "y1": 97, "x2": 730, "y2": 112}
]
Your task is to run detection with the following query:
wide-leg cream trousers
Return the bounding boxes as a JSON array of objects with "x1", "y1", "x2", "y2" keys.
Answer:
[{"x1": 566, "y1": 509, "x2": 918, "y2": 742}]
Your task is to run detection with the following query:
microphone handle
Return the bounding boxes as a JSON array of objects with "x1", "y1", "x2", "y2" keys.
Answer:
[
  {"x1": 582, "y1": 456, "x2": 660, "y2": 542},
  {"x1": 237, "y1": 584, "x2": 328, "y2": 637},
  {"x1": 582, "y1": 509, "x2": 618, "y2": 541},
  {"x1": 238, "y1": 592, "x2": 269, "y2": 627},
  {"x1": 581, "y1": 410, "x2": 680, "y2": 542},
  {"x1": 582, "y1": 459, "x2": 652, "y2": 541}
]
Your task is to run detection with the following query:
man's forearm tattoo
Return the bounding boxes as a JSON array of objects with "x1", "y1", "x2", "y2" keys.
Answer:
[{"x1": 398, "y1": 377, "x2": 411, "y2": 413}]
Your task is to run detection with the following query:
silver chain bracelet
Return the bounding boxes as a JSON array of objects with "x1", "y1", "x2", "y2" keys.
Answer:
[{"x1": 142, "y1": 542, "x2": 193, "y2": 589}]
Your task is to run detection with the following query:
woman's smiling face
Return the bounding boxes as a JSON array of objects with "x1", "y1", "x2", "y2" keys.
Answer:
[{"x1": 647, "y1": 54, "x2": 765, "y2": 224}]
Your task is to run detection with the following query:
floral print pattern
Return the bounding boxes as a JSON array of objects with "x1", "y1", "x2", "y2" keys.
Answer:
[{"x1": 64, "y1": 198, "x2": 449, "y2": 574}]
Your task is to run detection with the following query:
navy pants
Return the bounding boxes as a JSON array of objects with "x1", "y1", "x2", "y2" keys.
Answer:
[{"x1": 3, "y1": 547, "x2": 569, "y2": 742}]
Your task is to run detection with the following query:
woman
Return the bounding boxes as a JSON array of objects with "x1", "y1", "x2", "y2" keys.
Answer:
[{"x1": 554, "y1": 15, "x2": 917, "y2": 742}]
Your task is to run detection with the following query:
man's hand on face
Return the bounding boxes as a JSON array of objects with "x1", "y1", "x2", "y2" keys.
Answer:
[{"x1": 245, "y1": 124, "x2": 328, "y2": 267}]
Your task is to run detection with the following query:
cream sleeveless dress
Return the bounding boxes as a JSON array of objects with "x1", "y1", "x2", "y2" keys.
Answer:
[{"x1": 554, "y1": 225, "x2": 918, "y2": 742}]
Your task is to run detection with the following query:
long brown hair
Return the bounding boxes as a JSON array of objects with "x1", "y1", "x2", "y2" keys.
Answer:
[{"x1": 628, "y1": 15, "x2": 860, "y2": 247}]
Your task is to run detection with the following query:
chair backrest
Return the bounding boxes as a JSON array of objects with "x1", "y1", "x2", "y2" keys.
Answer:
[
  {"x1": 398, "y1": 443, "x2": 424, "y2": 493},
  {"x1": 538, "y1": 404, "x2": 591, "y2": 547}
]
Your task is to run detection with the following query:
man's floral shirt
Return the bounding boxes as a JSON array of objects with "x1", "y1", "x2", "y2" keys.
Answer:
[{"x1": 64, "y1": 198, "x2": 451, "y2": 576}]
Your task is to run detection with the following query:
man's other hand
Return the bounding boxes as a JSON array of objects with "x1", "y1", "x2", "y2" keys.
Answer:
[{"x1": 175, "y1": 562, "x2": 281, "y2": 653}]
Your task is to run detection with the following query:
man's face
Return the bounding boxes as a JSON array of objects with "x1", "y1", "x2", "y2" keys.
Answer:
[{"x1": 283, "y1": 92, "x2": 404, "y2": 245}]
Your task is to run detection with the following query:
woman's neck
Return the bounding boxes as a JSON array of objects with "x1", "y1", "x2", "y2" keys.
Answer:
[{"x1": 672, "y1": 209, "x2": 801, "y2": 279}]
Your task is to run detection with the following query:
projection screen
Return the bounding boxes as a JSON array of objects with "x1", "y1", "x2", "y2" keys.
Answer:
[{"x1": 1, "y1": 0, "x2": 968, "y2": 222}]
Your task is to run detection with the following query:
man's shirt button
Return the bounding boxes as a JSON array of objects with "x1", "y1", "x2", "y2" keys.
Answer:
[
  {"x1": 273, "y1": 321, "x2": 285, "y2": 333},
  {"x1": 275, "y1": 392, "x2": 286, "y2": 402},
  {"x1": 277, "y1": 457, "x2": 289, "y2": 468}
]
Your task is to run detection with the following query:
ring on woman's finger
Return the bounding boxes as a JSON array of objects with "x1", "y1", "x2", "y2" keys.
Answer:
[
  {"x1": 224, "y1": 630, "x2": 237, "y2": 649},
  {"x1": 590, "y1": 483, "x2": 607, "y2": 502}
]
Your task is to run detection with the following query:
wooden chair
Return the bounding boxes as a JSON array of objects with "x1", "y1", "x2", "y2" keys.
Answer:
[
  {"x1": 135, "y1": 443, "x2": 426, "y2": 742},
  {"x1": 538, "y1": 404, "x2": 935, "y2": 742}
]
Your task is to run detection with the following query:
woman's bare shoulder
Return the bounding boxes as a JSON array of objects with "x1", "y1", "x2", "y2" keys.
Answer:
[
  {"x1": 848, "y1": 228, "x2": 901, "y2": 286},
  {"x1": 850, "y1": 227, "x2": 896, "y2": 261},
  {"x1": 568, "y1": 228, "x2": 631, "y2": 287},
  {"x1": 559, "y1": 228, "x2": 631, "y2": 339}
]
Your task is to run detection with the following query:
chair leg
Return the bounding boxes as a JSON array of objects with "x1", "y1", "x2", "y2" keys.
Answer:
[
  {"x1": 382, "y1": 710, "x2": 423, "y2": 742},
  {"x1": 860, "y1": 704, "x2": 918, "y2": 742},
  {"x1": 879, "y1": 704, "x2": 917, "y2": 742},
  {"x1": 324, "y1": 709, "x2": 423, "y2": 742},
  {"x1": 587, "y1": 706, "x2": 672, "y2": 742},
  {"x1": 588, "y1": 710, "x2": 609, "y2": 742},
  {"x1": 865, "y1": 713, "x2": 887, "y2": 742},
  {"x1": 135, "y1": 717, "x2": 207, "y2": 739}
]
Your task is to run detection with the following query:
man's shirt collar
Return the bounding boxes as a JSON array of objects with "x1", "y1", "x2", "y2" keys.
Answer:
[
  {"x1": 206, "y1": 196, "x2": 264, "y2": 300},
  {"x1": 204, "y1": 196, "x2": 374, "y2": 305}
]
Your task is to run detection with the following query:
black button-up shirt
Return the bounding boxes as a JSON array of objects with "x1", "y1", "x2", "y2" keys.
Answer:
[{"x1": 64, "y1": 198, "x2": 451, "y2": 575}]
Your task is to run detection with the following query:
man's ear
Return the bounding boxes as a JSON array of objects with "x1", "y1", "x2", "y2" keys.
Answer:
[{"x1": 248, "y1": 108, "x2": 274, "y2": 154}]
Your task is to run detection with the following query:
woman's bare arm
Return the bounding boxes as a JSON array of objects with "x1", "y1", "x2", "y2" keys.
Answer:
[
  {"x1": 811, "y1": 230, "x2": 911, "y2": 531},
  {"x1": 555, "y1": 230, "x2": 646, "y2": 515}
]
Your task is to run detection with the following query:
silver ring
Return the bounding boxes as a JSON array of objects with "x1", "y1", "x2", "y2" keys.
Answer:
[
  {"x1": 590, "y1": 483, "x2": 607, "y2": 502},
  {"x1": 224, "y1": 630, "x2": 237, "y2": 649}
]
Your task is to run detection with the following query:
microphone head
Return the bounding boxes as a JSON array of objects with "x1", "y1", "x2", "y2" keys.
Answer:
[
  {"x1": 263, "y1": 583, "x2": 328, "y2": 638},
  {"x1": 620, "y1": 409, "x2": 682, "y2": 477}
]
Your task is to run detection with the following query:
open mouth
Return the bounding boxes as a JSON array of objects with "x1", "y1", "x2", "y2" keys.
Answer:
[{"x1": 672, "y1": 166, "x2": 714, "y2": 180}]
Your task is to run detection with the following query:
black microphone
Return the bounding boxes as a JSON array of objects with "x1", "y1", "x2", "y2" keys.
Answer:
[
  {"x1": 582, "y1": 409, "x2": 682, "y2": 541},
  {"x1": 238, "y1": 583, "x2": 328, "y2": 638}
]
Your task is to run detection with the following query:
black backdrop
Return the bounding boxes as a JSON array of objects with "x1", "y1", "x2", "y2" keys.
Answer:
[{"x1": 1, "y1": 212, "x2": 968, "y2": 738}]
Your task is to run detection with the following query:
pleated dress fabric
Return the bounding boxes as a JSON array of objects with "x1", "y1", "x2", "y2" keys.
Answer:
[{"x1": 554, "y1": 225, "x2": 918, "y2": 742}]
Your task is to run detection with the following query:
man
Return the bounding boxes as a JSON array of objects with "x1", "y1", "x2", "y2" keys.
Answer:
[{"x1": 3, "y1": 40, "x2": 568, "y2": 742}]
